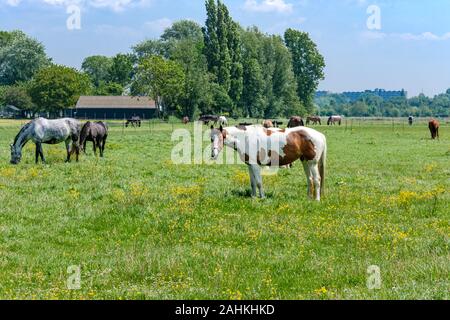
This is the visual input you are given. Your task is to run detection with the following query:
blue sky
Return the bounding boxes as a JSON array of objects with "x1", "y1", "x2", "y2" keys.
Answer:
[{"x1": 1, "y1": 0, "x2": 450, "y2": 96}]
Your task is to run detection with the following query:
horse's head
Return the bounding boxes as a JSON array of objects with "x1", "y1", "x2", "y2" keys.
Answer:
[
  {"x1": 10, "y1": 144, "x2": 22, "y2": 165},
  {"x1": 210, "y1": 125, "x2": 226, "y2": 160}
]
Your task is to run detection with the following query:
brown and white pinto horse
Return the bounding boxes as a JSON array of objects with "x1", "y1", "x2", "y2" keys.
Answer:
[
  {"x1": 429, "y1": 119, "x2": 440, "y2": 140},
  {"x1": 211, "y1": 125, "x2": 327, "y2": 201}
]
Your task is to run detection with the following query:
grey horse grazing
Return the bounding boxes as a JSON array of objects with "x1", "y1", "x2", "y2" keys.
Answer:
[
  {"x1": 328, "y1": 116, "x2": 343, "y2": 126},
  {"x1": 10, "y1": 118, "x2": 81, "y2": 165}
]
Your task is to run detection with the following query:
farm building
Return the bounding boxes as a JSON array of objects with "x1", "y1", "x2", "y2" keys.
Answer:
[
  {"x1": 69, "y1": 96, "x2": 157, "y2": 120},
  {"x1": 0, "y1": 105, "x2": 26, "y2": 119}
]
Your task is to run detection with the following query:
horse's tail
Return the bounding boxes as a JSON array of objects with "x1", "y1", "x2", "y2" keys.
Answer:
[{"x1": 319, "y1": 138, "x2": 327, "y2": 197}]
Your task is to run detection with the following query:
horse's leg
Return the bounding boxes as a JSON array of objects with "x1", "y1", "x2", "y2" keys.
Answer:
[
  {"x1": 97, "y1": 138, "x2": 103, "y2": 157},
  {"x1": 310, "y1": 162, "x2": 321, "y2": 202},
  {"x1": 35, "y1": 143, "x2": 40, "y2": 164},
  {"x1": 76, "y1": 143, "x2": 80, "y2": 162},
  {"x1": 72, "y1": 137, "x2": 80, "y2": 162},
  {"x1": 37, "y1": 143, "x2": 45, "y2": 163},
  {"x1": 102, "y1": 136, "x2": 107, "y2": 156},
  {"x1": 302, "y1": 161, "x2": 313, "y2": 199},
  {"x1": 65, "y1": 140, "x2": 71, "y2": 162},
  {"x1": 249, "y1": 164, "x2": 265, "y2": 199},
  {"x1": 93, "y1": 140, "x2": 97, "y2": 156},
  {"x1": 248, "y1": 165, "x2": 257, "y2": 198}
]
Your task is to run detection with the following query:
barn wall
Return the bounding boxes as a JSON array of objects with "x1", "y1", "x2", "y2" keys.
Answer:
[{"x1": 68, "y1": 108, "x2": 157, "y2": 120}]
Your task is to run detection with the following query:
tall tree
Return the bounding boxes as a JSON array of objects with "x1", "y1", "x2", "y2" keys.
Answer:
[
  {"x1": 242, "y1": 57, "x2": 265, "y2": 118},
  {"x1": 81, "y1": 55, "x2": 113, "y2": 87},
  {"x1": 203, "y1": 0, "x2": 220, "y2": 77},
  {"x1": 240, "y1": 28, "x2": 303, "y2": 117},
  {"x1": 161, "y1": 20, "x2": 203, "y2": 42},
  {"x1": 1, "y1": 85, "x2": 34, "y2": 112},
  {"x1": 94, "y1": 81, "x2": 124, "y2": 96},
  {"x1": 28, "y1": 65, "x2": 91, "y2": 115},
  {"x1": 0, "y1": 31, "x2": 13, "y2": 47},
  {"x1": 132, "y1": 56, "x2": 185, "y2": 117},
  {"x1": 132, "y1": 39, "x2": 170, "y2": 61},
  {"x1": 216, "y1": 1, "x2": 231, "y2": 92},
  {"x1": 109, "y1": 54, "x2": 134, "y2": 87},
  {"x1": 171, "y1": 38, "x2": 211, "y2": 118},
  {"x1": 284, "y1": 29, "x2": 325, "y2": 114},
  {"x1": 0, "y1": 30, "x2": 51, "y2": 85},
  {"x1": 270, "y1": 35, "x2": 304, "y2": 117},
  {"x1": 227, "y1": 17, "x2": 243, "y2": 106},
  {"x1": 202, "y1": 0, "x2": 243, "y2": 115}
]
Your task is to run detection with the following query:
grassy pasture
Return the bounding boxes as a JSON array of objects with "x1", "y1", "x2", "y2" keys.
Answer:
[{"x1": 0, "y1": 119, "x2": 448, "y2": 300}]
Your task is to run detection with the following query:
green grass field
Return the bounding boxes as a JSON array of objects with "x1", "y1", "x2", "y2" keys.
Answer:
[{"x1": 0, "y1": 119, "x2": 448, "y2": 300}]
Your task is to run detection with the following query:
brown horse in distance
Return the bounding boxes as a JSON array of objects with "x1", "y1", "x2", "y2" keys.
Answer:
[
  {"x1": 288, "y1": 116, "x2": 305, "y2": 128},
  {"x1": 306, "y1": 116, "x2": 322, "y2": 126},
  {"x1": 125, "y1": 117, "x2": 141, "y2": 128},
  {"x1": 263, "y1": 120, "x2": 274, "y2": 128},
  {"x1": 429, "y1": 119, "x2": 440, "y2": 140},
  {"x1": 80, "y1": 121, "x2": 108, "y2": 157}
]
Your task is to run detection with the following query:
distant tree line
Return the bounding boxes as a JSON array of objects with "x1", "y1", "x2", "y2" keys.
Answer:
[
  {"x1": 0, "y1": 1, "x2": 326, "y2": 119},
  {"x1": 130, "y1": 0, "x2": 325, "y2": 119},
  {"x1": 2, "y1": 1, "x2": 447, "y2": 120},
  {"x1": 315, "y1": 92, "x2": 450, "y2": 117}
]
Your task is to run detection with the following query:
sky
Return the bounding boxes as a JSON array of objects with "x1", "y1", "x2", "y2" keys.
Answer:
[{"x1": 1, "y1": 0, "x2": 450, "y2": 97}]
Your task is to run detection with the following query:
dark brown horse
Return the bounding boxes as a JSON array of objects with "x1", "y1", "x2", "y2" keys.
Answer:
[
  {"x1": 287, "y1": 116, "x2": 305, "y2": 128},
  {"x1": 80, "y1": 121, "x2": 108, "y2": 157},
  {"x1": 306, "y1": 116, "x2": 322, "y2": 126},
  {"x1": 429, "y1": 119, "x2": 440, "y2": 140},
  {"x1": 199, "y1": 115, "x2": 219, "y2": 126},
  {"x1": 126, "y1": 116, "x2": 141, "y2": 128}
]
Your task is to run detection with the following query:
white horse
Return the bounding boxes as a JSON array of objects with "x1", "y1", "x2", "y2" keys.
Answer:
[
  {"x1": 218, "y1": 116, "x2": 228, "y2": 127},
  {"x1": 10, "y1": 117, "x2": 81, "y2": 164},
  {"x1": 211, "y1": 125, "x2": 327, "y2": 201}
]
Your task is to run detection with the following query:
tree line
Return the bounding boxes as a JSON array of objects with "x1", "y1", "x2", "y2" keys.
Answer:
[
  {"x1": 1, "y1": 1, "x2": 447, "y2": 119},
  {"x1": 0, "y1": 1, "x2": 325, "y2": 119},
  {"x1": 316, "y1": 91, "x2": 450, "y2": 118}
]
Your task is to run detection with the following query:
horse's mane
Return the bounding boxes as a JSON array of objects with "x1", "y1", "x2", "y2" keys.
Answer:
[
  {"x1": 13, "y1": 122, "x2": 32, "y2": 145},
  {"x1": 80, "y1": 121, "x2": 92, "y2": 138}
]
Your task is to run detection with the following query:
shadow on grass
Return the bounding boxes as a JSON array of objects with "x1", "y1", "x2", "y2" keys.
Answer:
[{"x1": 229, "y1": 189, "x2": 274, "y2": 199}]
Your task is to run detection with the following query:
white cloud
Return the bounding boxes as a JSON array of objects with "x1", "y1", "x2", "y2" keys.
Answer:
[
  {"x1": 362, "y1": 31, "x2": 450, "y2": 41},
  {"x1": 395, "y1": 32, "x2": 450, "y2": 41},
  {"x1": 4, "y1": 0, "x2": 151, "y2": 12},
  {"x1": 361, "y1": 31, "x2": 386, "y2": 40},
  {"x1": 244, "y1": 0, "x2": 293, "y2": 14},
  {"x1": 6, "y1": 0, "x2": 22, "y2": 6},
  {"x1": 89, "y1": 0, "x2": 132, "y2": 12},
  {"x1": 144, "y1": 18, "x2": 172, "y2": 35}
]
